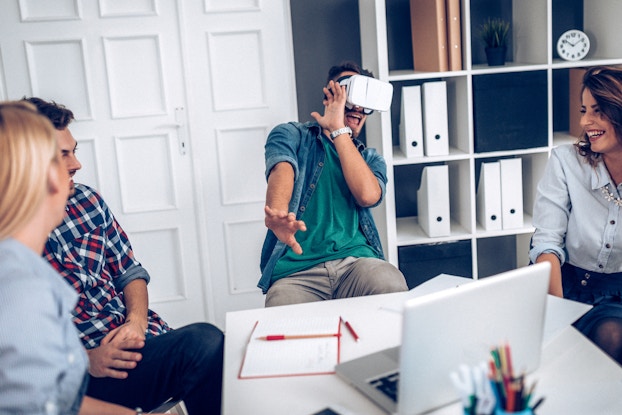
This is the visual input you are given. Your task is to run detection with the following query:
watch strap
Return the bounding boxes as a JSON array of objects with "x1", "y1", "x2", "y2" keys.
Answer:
[{"x1": 329, "y1": 126, "x2": 352, "y2": 139}]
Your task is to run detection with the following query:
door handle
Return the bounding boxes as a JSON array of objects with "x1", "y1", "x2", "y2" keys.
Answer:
[{"x1": 174, "y1": 106, "x2": 187, "y2": 155}]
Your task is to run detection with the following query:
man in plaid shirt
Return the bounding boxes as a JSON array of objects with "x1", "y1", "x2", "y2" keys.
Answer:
[{"x1": 26, "y1": 97, "x2": 224, "y2": 415}]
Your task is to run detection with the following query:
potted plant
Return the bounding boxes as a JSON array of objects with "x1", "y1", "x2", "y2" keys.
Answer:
[{"x1": 479, "y1": 17, "x2": 510, "y2": 66}]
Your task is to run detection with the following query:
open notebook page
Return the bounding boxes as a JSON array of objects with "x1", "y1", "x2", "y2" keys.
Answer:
[{"x1": 239, "y1": 316, "x2": 341, "y2": 378}]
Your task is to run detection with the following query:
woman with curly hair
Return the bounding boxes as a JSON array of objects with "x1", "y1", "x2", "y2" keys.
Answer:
[{"x1": 530, "y1": 66, "x2": 622, "y2": 363}]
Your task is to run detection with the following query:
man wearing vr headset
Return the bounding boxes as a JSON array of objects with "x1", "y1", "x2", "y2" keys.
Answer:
[{"x1": 259, "y1": 61, "x2": 407, "y2": 306}]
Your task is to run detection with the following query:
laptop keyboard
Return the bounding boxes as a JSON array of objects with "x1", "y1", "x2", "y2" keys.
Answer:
[{"x1": 369, "y1": 371, "x2": 399, "y2": 402}]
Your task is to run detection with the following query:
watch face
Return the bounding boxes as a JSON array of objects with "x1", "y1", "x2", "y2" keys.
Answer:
[{"x1": 557, "y1": 30, "x2": 590, "y2": 61}]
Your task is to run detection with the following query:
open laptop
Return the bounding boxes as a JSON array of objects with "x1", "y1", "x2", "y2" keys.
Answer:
[
  {"x1": 335, "y1": 262, "x2": 551, "y2": 415},
  {"x1": 148, "y1": 397, "x2": 182, "y2": 413}
]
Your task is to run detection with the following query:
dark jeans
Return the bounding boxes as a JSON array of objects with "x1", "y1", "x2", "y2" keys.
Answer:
[{"x1": 86, "y1": 322, "x2": 224, "y2": 415}]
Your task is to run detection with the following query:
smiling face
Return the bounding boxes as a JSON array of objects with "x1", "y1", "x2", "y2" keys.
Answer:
[
  {"x1": 580, "y1": 88, "x2": 622, "y2": 156},
  {"x1": 331, "y1": 70, "x2": 368, "y2": 139}
]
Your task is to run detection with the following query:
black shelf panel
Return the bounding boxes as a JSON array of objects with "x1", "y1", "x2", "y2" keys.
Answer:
[
  {"x1": 399, "y1": 240, "x2": 473, "y2": 288},
  {"x1": 473, "y1": 71, "x2": 548, "y2": 153}
]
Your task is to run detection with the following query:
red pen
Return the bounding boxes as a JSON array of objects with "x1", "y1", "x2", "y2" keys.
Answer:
[
  {"x1": 504, "y1": 342, "x2": 513, "y2": 377},
  {"x1": 257, "y1": 333, "x2": 340, "y2": 341},
  {"x1": 341, "y1": 317, "x2": 360, "y2": 342}
]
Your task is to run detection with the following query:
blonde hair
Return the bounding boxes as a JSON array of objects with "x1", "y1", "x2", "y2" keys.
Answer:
[{"x1": 0, "y1": 101, "x2": 58, "y2": 239}]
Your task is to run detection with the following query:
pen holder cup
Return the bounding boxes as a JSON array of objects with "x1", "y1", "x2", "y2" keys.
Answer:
[{"x1": 494, "y1": 409, "x2": 533, "y2": 415}]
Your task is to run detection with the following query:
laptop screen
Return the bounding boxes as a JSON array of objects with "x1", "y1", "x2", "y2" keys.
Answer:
[{"x1": 397, "y1": 263, "x2": 550, "y2": 414}]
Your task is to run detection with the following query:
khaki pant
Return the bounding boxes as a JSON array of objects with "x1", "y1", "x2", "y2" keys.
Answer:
[{"x1": 265, "y1": 256, "x2": 407, "y2": 307}]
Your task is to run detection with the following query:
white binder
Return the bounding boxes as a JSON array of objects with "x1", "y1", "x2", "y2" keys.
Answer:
[
  {"x1": 476, "y1": 161, "x2": 502, "y2": 231},
  {"x1": 399, "y1": 85, "x2": 424, "y2": 158},
  {"x1": 417, "y1": 164, "x2": 450, "y2": 237},
  {"x1": 500, "y1": 158, "x2": 524, "y2": 229},
  {"x1": 421, "y1": 81, "x2": 449, "y2": 156}
]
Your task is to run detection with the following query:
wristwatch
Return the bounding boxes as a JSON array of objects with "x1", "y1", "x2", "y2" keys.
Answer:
[
  {"x1": 329, "y1": 126, "x2": 352, "y2": 139},
  {"x1": 135, "y1": 408, "x2": 143, "y2": 415}
]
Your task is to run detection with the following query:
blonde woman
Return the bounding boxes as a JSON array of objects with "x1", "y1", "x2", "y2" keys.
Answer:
[{"x1": 0, "y1": 102, "x2": 166, "y2": 415}]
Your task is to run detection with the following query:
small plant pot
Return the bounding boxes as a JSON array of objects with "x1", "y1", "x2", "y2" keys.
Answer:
[{"x1": 485, "y1": 46, "x2": 507, "y2": 66}]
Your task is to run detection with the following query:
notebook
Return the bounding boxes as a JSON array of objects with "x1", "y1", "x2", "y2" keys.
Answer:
[
  {"x1": 239, "y1": 316, "x2": 341, "y2": 378},
  {"x1": 335, "y1": 262, "x2": 551, "y2": 415}
]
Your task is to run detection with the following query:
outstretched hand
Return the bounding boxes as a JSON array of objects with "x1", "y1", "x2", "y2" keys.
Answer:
[
  {"x1": 264, "y1": 205, "x2": 306, "y2": 254},
  {"x1": 311, "y1": 80, "x2": 347, "y2": 135}
]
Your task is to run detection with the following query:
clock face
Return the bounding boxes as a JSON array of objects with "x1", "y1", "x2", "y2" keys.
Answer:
[{"x1": 557, "y1": 30, "x2": 590, "y2": 61}]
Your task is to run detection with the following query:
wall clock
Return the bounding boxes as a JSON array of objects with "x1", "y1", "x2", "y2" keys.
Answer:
[{"x1": 557, "y1": 29, "x2": 590, "y2": 61}]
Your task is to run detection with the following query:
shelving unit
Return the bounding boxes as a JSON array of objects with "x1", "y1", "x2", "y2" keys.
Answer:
[{"x1": 358, "y1": 0, "x2": 622, "y2": 286}]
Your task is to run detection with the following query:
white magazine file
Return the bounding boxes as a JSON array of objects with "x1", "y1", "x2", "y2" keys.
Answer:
[
  {"x1": 422, "y1": 81, "x2": 449, "y2": 157},
  {"x1": 476, "y1": 161, "x2": 503, "y2": 230},
  {"x1": 399, "y1": 85, "x2": 424, "y2": 158},
  {"x1": 417, "y1": 164, "x2": 450, "y2": 237}
]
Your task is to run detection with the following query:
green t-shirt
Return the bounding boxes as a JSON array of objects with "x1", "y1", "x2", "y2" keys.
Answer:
[{"x1": 271, "y1": 137, "x2": 379, "y2": 283}]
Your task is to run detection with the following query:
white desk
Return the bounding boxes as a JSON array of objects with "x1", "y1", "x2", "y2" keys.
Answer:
[{"x1": 223, "y1": 290, "x2": 622, "y2": 415}]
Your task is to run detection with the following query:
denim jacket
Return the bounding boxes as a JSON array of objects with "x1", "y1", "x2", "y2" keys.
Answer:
[{"x1": 258, "y1": 121, "x2": 387, "y2": 293}]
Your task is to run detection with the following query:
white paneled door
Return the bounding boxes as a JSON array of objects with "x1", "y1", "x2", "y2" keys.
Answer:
[
  {"x1": 180, "y1": 0, "x2": 298, "y2": 325},
  {"x1": 0, "y1": 0, "x2": 298, "y2": 328}
]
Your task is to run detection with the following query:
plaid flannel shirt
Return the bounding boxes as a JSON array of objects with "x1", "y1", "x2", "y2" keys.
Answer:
[{"x1": 43, "y1": 184, "x2": 171, "y2": 349}]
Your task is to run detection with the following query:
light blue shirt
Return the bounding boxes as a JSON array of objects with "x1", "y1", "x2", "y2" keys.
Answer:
[
  {"x1": 0, "y1": 239, "x2": 88, "y2": 415},
  {"x1": 530, "y1": 144, "x2": 622, "y2": 273}
]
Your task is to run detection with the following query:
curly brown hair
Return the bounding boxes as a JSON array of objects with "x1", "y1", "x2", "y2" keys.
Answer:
[
  {"x1": 21, "y1": 97, "x2": 74, "y2": 130},
  {"x1": 326, "y1": 61, "x2": 374, "y2": 84}
]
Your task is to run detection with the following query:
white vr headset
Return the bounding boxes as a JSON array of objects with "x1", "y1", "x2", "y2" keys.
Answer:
[{"x1": 337, "y1": 75, "x2": 393, "y2": 114}]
